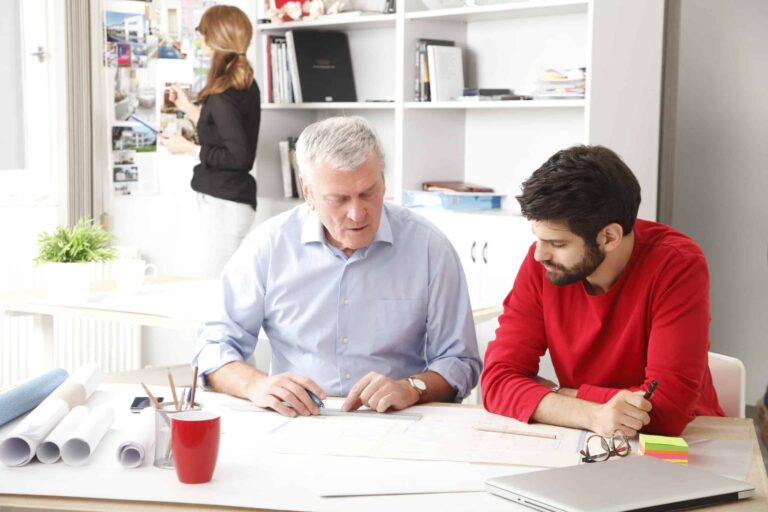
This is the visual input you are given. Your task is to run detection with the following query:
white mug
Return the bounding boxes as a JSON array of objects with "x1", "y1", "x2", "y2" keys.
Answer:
[{"x1": 113, "y1": 259, "x2": 157, "y2": 295}]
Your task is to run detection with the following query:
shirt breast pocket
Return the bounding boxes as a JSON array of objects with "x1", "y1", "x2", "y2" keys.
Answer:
[{"x1": 375, "y1": 299, "x2": 428, "y2": 350}]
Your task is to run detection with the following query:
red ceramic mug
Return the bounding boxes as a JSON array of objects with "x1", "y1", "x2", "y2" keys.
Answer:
[{"x1": 170, "y1": 410, "x2": 221, "y2": 484}]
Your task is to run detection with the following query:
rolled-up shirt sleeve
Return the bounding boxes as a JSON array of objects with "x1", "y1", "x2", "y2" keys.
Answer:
[
  {"x1": 192, "y1": 232, "x2": 268, "y2": 386},
  {"x1": 425, "y1": 231, "x2": 482, "y2": 401}
]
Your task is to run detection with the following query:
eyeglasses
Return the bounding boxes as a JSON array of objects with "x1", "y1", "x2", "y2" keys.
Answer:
[{"x1": 580, "y1": 430, "x2": 631, "y2": 463}]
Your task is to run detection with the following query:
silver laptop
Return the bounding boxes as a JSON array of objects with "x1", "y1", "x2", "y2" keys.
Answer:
[{"x1": 485, "y1": 456, "x2": 754, "y2": 512}]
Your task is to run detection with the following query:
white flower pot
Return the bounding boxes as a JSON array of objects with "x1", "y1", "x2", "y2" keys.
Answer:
[{"x1": 45, "y1": 262, "x2": 95, "y2": 304}]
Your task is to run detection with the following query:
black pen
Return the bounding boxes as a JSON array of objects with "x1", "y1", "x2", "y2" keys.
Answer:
[
  {"x1": 307, "y1": 390, "x2": 325, "y2": 408},
  {"x1": 643, "y1": 379, "x2": 658, "y2": 400}
]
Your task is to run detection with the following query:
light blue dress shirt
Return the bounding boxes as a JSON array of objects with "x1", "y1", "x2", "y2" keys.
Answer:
[{"x1": 193, "y1": 203, "x2": 481, "y2": 399}]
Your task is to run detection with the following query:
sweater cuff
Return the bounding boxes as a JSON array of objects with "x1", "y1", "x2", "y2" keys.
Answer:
[
  {"x1": 519, "y1": 384, "x2": 554, "y2": 423},
  {"x1": 577, "y1": 383, "x2": 621, "y2": 404}
]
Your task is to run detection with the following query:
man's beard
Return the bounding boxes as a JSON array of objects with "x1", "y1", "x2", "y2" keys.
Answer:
[{"x1": 542, "y1": 242, "x2": 605, "y2": 286}]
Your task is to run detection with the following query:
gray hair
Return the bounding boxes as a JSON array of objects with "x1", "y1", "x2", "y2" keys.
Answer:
[{"x1": 296, "y1": 116, "x2": 385, "y2": 182}]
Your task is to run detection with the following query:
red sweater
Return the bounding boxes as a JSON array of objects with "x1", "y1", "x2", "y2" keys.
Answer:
[{"x1": 482, "y1": 219, "x2": 724, "y2": 435}]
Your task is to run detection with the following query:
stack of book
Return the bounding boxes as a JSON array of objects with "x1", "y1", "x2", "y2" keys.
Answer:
[
  {"x1": 278, "y1": 137, "x2": 304, "y2": 199},
  {"x1": 414, "y1": 39, "x2": 464, "y2": 102},
  {"x1": 533, "y1": 67, "x2": 586, "y2": 99},
  {"x1": 639, "y1": 434, "x2": 689, "y2": 465},
  {"x1": 262, "y1": 30, "x2": 356, "y2": 104}
]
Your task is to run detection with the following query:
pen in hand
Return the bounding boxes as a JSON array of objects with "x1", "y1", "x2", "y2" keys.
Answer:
[
  {"x1": 643, "y1": 379, "x2": 658, "y2": 400},
  {"x1": 307, "y1": 390, "x2": 325, "y2": 408}
]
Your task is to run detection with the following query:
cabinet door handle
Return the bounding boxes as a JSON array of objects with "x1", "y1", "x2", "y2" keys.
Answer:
[
  {"x1": 482, "y1": 242, "x2": 488, "y2": 264},
  {"x1": 470, "y1": 241, "x2": 477, "y2": 263}
]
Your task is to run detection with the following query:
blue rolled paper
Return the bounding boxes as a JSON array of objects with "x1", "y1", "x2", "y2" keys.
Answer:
[{"x1": 0, "y1": 368, "x2": 69, "y2": 427}]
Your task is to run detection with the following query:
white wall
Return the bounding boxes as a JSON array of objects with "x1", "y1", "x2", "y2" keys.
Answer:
[{"x1": 669, "y1": 0, "x2": 768, "y2": 403}]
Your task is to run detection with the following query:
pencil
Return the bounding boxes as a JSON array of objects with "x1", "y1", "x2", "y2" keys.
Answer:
[
  {"x1": 473, "y1": 425, "x2": 558, "y2": 440},
  {"x1": 140, "y1": 382, "x2": 163, "y2": 410},
  {"x1": 189, "y1": 365, "x2": 199, "y2": 410},
  {"x1": 167, "y1": 369, "x2": 180, "y2": 411}
]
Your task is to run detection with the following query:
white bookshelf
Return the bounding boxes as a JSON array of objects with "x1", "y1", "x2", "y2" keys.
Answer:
[{"x1": 254, "y1": 0, "x2": 663, "y2": 217}]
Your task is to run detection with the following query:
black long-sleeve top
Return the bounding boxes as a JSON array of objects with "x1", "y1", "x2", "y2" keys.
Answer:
[{"x1": 192, "y1": 81, "x2": 261, "y2": 210}]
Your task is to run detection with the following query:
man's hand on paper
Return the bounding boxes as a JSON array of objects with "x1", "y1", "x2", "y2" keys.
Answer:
[
  {"x1": 589, "y1": 390, "x2": 651, "y2": 437},
  {"x1": 341, "y1": 372, "x2": 420, "y2": 413},
  {"x1": 246, "y1": 373, "x2": 326, "y2": 417}
]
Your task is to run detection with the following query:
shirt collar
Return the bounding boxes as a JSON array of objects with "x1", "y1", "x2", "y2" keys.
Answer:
[{"x1": 300, "y1": 203, "x2": 394, "y2": 248}]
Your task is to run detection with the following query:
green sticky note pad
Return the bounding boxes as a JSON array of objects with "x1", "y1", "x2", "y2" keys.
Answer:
[{"x1": 640, "y1": 434, "x2": 689, "y2": 451}]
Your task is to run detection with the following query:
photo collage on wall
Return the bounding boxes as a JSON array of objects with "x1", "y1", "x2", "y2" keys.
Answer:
[{"x1": 105, "y1": 0, "x2": 218, "y2": 196}]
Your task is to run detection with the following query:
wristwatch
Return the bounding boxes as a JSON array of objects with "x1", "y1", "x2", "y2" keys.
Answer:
[
  {"x1": 407, "y1": 376, "x2": 427, "y2": 396},
  {"x1": 551, "y1": 384, "x2": 561, "y2": 394}
]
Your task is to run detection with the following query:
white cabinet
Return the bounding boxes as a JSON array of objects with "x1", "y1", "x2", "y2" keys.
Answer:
[{"x1": 419, "y1": 210, "x2": 534, "y2": 310}]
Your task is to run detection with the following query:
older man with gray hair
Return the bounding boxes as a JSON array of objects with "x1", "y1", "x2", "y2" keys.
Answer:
[{"x1": 193, "y1": 116, "x2": 480, "y2": 416}]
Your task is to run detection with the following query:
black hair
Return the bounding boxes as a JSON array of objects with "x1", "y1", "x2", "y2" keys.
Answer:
[{"x1": 517, "y1": 145, "x2": 641, "y2": 244}]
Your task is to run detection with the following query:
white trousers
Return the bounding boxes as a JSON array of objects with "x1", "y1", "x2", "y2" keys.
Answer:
[{"x1": 190, "y1": 192, "x2": 255, "y2": 278}]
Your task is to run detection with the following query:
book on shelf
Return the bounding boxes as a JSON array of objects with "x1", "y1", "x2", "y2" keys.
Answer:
[
  {"x1": 427, "y1": 45, "x2": 464, "y2": 102},
  {"x1": 264, "y1": 34, "x2": 296, "y2": 104},
  {"x1": 286, "y1": 30, "x2": 356, "y2": 103},
  {"x1": 414, "y1": 39, "x2": 454, "y2": 102},
  {"x1": 278, "y1": 137, "x2": 303, "y2": 200},
  {"x1": 422, "y1": 181, "x2": 495, "y2": 193}
]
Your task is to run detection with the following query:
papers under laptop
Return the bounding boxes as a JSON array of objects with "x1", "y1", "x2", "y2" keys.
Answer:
[{"x1": 485, "y1": 456, "x2": 754, "y2": 512}]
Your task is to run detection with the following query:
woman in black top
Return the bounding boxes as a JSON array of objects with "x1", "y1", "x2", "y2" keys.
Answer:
[{"x1": 160, "y1": 5, "x2": 260, "y2": 277}]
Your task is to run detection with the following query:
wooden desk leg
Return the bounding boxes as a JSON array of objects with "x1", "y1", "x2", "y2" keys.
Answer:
[{"x1": 31, "y1": 314, "x2": 55, "y2": 372}]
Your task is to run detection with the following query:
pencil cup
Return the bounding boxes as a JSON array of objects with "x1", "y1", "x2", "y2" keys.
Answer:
[
  {"x1": 171, "y1": 410, "x2": 221, "y2": 484},
  {"x1": 153, "y1": 403, "x2": 181, "y2": 469}
]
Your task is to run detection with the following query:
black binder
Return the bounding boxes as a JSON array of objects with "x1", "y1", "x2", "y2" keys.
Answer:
[{"x1": 289, "y1": 30, "x2": 356, "y2": 102}]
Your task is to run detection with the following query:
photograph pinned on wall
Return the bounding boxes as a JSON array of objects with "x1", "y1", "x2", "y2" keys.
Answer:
[
  {"x1": 112, "y1": 124, "x2": 157, "y2": 153},
  {"x1": 160, "y1": 82, "x2": 199, "y2": 145},
  {"x1": 105, "y1": 11, "x2": 159, "y2": 59},
  {"x1": 114, "y1": 66, "x2": 156, "y2": 123},
  {"x1": 113, "y1": 164, "x2": 139, "y2": 183},
  {"x1": 147, "y1": 0, "x2": 187, "y2": 59},
  {"x1": 113, "y1": 163, "x2": 139, "y2": 196},
  {"x1": 106, "y1": 11, "x2": 148, "y2": 44}
]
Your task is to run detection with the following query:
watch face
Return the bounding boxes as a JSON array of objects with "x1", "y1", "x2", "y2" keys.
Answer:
[{"x1": 410, "y1": 378, "x2": 426, "y2": 392}]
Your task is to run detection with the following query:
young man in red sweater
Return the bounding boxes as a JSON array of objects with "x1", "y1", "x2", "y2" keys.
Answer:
[{"x1": 482, "y1": 145, "x2": 724, "y2": 436}]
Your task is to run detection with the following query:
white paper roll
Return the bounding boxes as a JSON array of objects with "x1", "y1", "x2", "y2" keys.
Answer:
[
  {"x1": 36, "y1": 406, "x2": 90, "y2": 464},
  {"x1": 116, "y1": 407, "x2": 155, "y2": 468},
  {"x1": 0, "y1": 398, "x2": 69, "y2": 466},
  {"x1": 60, "y1": 406, "x2": 115, "y2": 466},
  {"x1": 0, "y1": 363, "x2": 102, "y2": 467}
]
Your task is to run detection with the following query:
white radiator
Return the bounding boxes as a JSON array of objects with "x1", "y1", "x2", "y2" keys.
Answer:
[{"x1": 0, "y1": 260, "x2": 141, "y2": 388}]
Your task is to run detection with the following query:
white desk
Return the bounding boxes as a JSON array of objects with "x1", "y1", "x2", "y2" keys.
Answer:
[
  {"x1": 0, "y1": 277, "x2": 503, "y2": 371},
  {"x1": 0, "y1": 384, "x2": 766, "y2": 512}
]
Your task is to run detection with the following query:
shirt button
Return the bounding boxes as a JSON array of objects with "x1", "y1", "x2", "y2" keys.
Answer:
[
  {"x1": 342, "y1": 298, "x2": 349, "y2": 305},
  {"x1": 345, "y1": 373, "x2": 351, "y2": 379},
  {"x1": 341, "y1": 336, "x2": 348, "y2": 344}
]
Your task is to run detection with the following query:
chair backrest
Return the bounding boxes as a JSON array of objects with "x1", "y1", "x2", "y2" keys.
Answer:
[{"x1": 708, "y1": 352, "x2": 746, "y2": 418}]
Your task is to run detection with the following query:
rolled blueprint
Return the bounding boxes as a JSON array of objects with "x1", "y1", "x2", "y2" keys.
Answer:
[
  {"x1": 60, "y1": 405, "x2": 115, "y2": 466},
  {"x1": 36, "y1": 406, "x2": 89, "y2": 464},
  {"x1": 0, "y1": 368, "x2": 68, "y2": 427},
  {"x1": 116, "y1": 407, "x2": 155, "y2": 468},
  {"x1": 0, "y1": 363, "x2": 101, "y2": 466}
]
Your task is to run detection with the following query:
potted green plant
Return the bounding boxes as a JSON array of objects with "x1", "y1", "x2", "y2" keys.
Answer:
[{"x1": 34, "y1": 218, "x2": 117, "y2": 303}]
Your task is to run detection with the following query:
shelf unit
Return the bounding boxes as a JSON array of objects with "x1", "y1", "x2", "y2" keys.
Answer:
[
  {"x1": 252, "y1": 0, "x2": 665, "y2": 309},
  {"x1": 253, "y1": 0, "x2": 663, "y2": 218}
]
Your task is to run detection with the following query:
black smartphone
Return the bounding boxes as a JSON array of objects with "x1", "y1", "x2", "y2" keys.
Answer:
[{"x1": 130, "y1": 396, "x2": 163, "y2": 413}]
